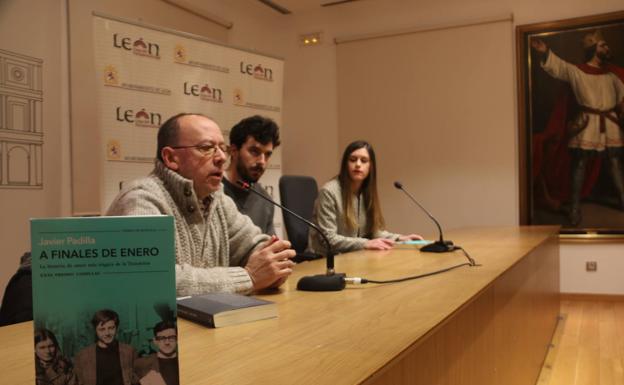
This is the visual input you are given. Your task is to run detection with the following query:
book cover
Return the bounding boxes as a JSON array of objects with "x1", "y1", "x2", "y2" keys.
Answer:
[
  {"x1": 177, "y1": 293, "x2": 277, "y2": 328},
  {"x1": 31, "y1": 216, "x2": 179, "y2": 385}
]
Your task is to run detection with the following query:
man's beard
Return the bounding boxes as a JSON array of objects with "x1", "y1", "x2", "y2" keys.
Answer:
[
  {"x1": 597, "y1": 50, "x2": 612, "y2": 63},
  {"x1": 237, "y1": 161, "x2": 263, "y2": 183}
]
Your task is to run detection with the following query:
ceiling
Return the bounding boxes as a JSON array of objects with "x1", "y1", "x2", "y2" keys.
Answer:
[{"x1": 256, "y1": 0, "x2": 364, "y2": 14}]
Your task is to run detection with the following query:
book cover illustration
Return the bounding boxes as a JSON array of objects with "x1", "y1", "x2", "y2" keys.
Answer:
[{"x1": 31, "y1": 216, "x2": 179, "y2": 385}]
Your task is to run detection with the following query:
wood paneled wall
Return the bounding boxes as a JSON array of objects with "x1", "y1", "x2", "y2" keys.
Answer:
[{"x1": 365, "y1": 237, "x2": 560, "y2": 385}]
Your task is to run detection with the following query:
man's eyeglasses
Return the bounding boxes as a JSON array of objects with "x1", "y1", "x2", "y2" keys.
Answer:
[
  {"x1": 154, "y1": 335, "x2": 177, "y2": 342},
  {"x1": 170, "y1": 143, "x2": 229, "y2": 158}
]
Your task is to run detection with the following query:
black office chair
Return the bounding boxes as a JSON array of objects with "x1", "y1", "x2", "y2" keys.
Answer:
[
  {"x1": 279, "y1": 175, "x2": 323, "y2": 263},
  {"x1": 0, "y1": 252, "x2": 33, "y2": 326}
]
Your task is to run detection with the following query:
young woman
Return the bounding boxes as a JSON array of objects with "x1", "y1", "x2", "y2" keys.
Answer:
[
  {"x1": 309, "y1": 140, "x2": 421, "y2": 255},
  {"x1": 34, "y1": 328, "x2": 78, "y2": 385}
]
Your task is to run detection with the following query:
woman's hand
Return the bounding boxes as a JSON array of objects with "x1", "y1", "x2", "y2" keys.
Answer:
[{"x1": 364, "y1": 238, "x2": 395, "y2": 250}]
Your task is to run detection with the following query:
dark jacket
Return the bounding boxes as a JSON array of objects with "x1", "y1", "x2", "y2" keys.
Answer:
[
  {"x1": 73, "y1": 343, "x2": 137, "y2": 385},
  {"x1": 135, "y1": 354, "x2": 178, "y2": 385},
  {"x1": 36, "y1": 357, "x2": 78, "y2": 385},
  {"x1": 134, "y1": 354, "x2": 159, "y2": 379}
]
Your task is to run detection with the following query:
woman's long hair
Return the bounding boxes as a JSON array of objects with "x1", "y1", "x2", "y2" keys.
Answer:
[
  {"x1": 34, "y1": 328, "x2": 72, "y2": 377},
  {"x1": 338, "y1": 140, "x2": 385, "y2": 236}
]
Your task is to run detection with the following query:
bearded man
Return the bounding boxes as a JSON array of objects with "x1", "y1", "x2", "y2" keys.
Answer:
[
  {"x1": 223, "y1": 115, "x2": 281, "y2": 234},
  {"x1": 532, "y1": 30, "x2": 624, "y2": 225}
]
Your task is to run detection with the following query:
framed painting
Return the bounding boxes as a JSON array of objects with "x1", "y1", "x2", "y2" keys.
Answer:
[{"x1": 517, "y1": 11, "x2": 624, "y2": 233}]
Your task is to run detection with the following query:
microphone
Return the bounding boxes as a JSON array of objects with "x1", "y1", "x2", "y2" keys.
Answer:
[
  {"x1": 393, "y1": 181, "x2": 455, "y2": 253},
  {"x1": 236, "y1": 180, "x2": 345, "y2": 291}
]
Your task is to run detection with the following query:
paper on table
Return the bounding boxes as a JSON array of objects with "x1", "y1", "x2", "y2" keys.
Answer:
[{"x1": 397, "y1": 239, "x2": 431, "y2": 245}]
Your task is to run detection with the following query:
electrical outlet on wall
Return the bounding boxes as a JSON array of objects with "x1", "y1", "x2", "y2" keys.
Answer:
[{"x1": 586, "y1": 261, "x2": 597, "y2": 272}]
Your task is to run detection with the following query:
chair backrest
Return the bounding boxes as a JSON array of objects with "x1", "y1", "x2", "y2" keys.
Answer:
[
  {"x1": 0, "y1": 252, "x2": 33, "y2": 326},
  {"x1": 279, "y1": 175, "x2": 318, "y2": 254}
]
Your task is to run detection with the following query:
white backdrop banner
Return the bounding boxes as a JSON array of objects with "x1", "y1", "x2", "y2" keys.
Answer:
[{"x1": 93, "y1": 15, "x2": 284, "y2": 236}]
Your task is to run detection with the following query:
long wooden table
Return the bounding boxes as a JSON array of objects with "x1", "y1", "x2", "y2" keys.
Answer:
[{"x1": 2, "y1": 226, "x2": 559, "y2": 385}]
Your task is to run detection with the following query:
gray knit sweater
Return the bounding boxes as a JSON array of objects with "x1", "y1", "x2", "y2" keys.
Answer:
[
  {"x1": 106, "y1": 161, "x2": 269, "y2": 295},
  {"x1": 308, "y1": 179, "x2": 400, "y2": 255}
]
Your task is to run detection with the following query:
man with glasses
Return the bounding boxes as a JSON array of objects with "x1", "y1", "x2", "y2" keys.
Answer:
[
  {"x1": 223, "y1": 115, "x2": 280, "y2": 235},
  {"x1": 107, "y1": 113, "x2": 295, "y2": 295},
  {"x1": 135, "y1": 321, "x2": 179, "y2": 385}
]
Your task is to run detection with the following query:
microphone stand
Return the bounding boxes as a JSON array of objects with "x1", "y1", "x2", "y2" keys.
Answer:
[
  {"x1": 394, "y1": 181, "x2": 455, "y2": 253},
  {"x1": 237, "y1": 181, "x2": 345, "y2": 291}
]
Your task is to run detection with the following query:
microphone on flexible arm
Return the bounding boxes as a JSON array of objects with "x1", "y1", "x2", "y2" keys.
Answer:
[
  {"x1": 236, "y1": 180, "x2": 346, "y2": 291},
  {"x1": 393, "y1": 181, "x2": 456, "y2": 253}
]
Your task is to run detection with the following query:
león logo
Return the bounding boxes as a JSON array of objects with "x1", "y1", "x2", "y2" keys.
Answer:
[
  {"x1": 116, "y1": 107, "x2": 162, "y2": 128},
  {"x1": 240, "y1": 61, "x2": 273, "y2": 81},
  {"x1": 113, "y1": 33, "x2": 160, "y2": 59},
  {"x1": 183, "y1": 82, "x2": 223, "y2": 103}
]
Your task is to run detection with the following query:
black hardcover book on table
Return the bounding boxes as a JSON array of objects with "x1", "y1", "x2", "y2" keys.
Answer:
[{"x1": 177, "y1": 293, "x2": 277, "y2": 328}]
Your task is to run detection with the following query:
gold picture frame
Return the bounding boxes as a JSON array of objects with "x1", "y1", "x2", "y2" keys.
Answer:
[{"x1": 516, "y1": 11, "x2": 624, "y2": 235}]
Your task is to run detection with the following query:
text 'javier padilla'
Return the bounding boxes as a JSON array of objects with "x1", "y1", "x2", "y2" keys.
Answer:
[{"x1": 38, "y1": 236, "x2": 96, "y2": 246}]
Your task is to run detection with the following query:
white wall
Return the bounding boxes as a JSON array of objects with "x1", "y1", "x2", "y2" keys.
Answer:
[
  {"x1": 560, "y1": 241, "x2": 624, "y2": 294},
  {"x1": 0, "y1": 0, "x2": 67, "y2": 299},
  {"x1": 336, "y1": 19, "x2": 517, "y2": 234}
]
